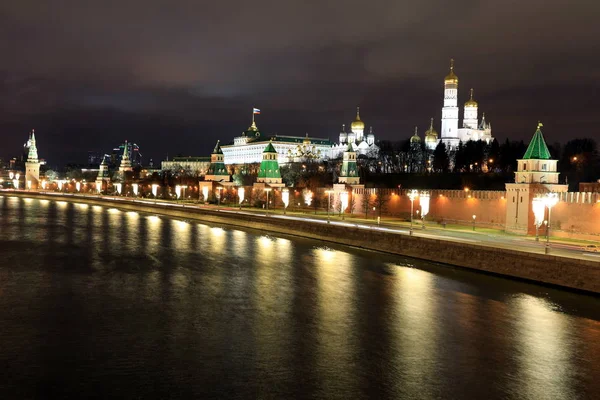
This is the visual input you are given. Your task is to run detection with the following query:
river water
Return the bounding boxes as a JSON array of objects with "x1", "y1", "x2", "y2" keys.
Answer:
[{"x1": 0, "y1": 195, "x2": 599, "y2": 399}]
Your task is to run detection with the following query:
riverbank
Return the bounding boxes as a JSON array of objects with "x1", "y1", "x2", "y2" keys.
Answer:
[{"x1": 4, "y1": 191, "x2": 600, "y2": 294}]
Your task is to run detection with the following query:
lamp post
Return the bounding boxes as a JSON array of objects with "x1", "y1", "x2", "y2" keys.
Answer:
[
  {"x1": 282, "y1": 188, "x2": 289, "y2": 214},
  {"x1": 216, "y1": 186, "x2": 223, "y2": 210},
  {"x1": 408, "y1": 189, "x2": 418, "y2": 235},
  {"x1": 325, "y1": 189, "x2": 333, "y2": 222},
  {"x1": 420, "y1": 191, "x2": 430, "y2": 229},
  {"x1": 238, "y1": 187, "x2": 245, "y2": 210},
  {"x1": 264, "y1": 188, "x2": 272, "y2": 215},
  {"x1": 472, "y1": 214, "x2": 476, "y2": 231},
  {"x1": 340, "y1": 191, "x2": 349, "y2": 220},
  {"x1": 532, "y1": 197, "x2": 545, "y2": 242},
  {"x1": 542, "y1": 193, "x2": 559, "y2": 254}
]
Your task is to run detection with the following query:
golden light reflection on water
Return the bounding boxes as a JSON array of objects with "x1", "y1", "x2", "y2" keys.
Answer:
[
  {"x1": 125, "y1": 211, "x2": 140, "y2": 252},
  {"x1": 209, "y1": 227, "x2": 226, "y2": 255},
  {"x1": 511, "y1": 294, "x2": 576, "y2": 399},
  {"x1": 314, "y1": 246, "x2": 357, "y2": 395},
  {"x1": 76, "y1": 203, "x2": 88, "y2": 210},
  {"x1": 172, "y1": 220, "x2": 191, "y2": 253},
  {"x1": 391, "y1": 265, "x2": 440, "y2": 397}
]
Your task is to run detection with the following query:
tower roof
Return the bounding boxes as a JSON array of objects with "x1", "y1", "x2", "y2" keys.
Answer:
[
  {"x1": 425, "y1": 118, "x2": 438, "y2": 138},
  {"x1": 346, "y1": 142, "x2": 354, "y2": 152},
  {"x1": 523, "y1": 123, "x2": 551, "y2": 160},
  {"x1": 444, "y1": 59, "x2": 458, "y2": 84},
  {"x1": 263, "y1": 141, "x2": 277, "y2": 153},
  {"x1": 350, "y1": 107, "x2": 365, "y2": 131},
  {"x1": 465, "y1": 88, "x2": 477, "y2": 107},
  {"x1": 410, "y1": 126, "x2": 421, "y2": 143},
  {"x1": 212, "y1": 140, "x2": 223, "y2": 154}
]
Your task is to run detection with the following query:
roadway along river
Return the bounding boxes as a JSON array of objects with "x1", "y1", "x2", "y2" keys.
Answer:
[{"x1": 0, "y1": 195, "x2": 599, "y2": 399}]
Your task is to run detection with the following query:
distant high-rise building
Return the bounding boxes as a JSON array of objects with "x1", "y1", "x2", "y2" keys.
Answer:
[{"x1": 88, "y1": 151, "x2": 103, "y2": 166}]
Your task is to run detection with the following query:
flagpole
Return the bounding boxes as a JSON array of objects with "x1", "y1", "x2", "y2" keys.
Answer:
[{"x1": 252, "y1": 108, "x2": 255, "y2": 124}]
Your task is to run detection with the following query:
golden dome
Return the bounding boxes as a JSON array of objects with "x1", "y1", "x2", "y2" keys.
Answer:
[
  {"x1": 465, "y1": 88, "x2": 478, "y2": 107},
  {"x1": 350, "y1": 107, "x2": 365, "y2": 131},
  {"x1": 410, "y1": 127, "x2": 421, "y2": 143},
  {"x1": 425, "y1": 118, "x2": 438, "y2": 140},
  {"x1": 444, "y1": 59, "x2": 458, "y2": 84}
]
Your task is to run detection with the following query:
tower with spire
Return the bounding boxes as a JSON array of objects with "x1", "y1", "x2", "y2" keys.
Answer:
[
  {"x1": 438, "y1": 59, "x2": 493, "y2": 148},
  {"x1": 95, "y1": 155, "x2": 111, "y2": 192},
  {"x1": 504, "y1": 123, "x2": 567, "y2": 234},
  {"x1": 463, "y1": 88, "x2": 478, "y2": 129},
  {"x1": 118, "y1": 140, "x2": 133, "y2": 172},
  {"x1": 339, "y1": 142, "x2": 360, "y2": 185},
  {"x1": 441, "y1": 59, "x2": 460, "y2": 148},
  {"x1": 257, "y1": 141, "x2": 283, "y2": 185},
  {"x1": 205, "y1": 140, "x2": 230, "y2": 182},
  {"x1": 25, "y1": 130, "x2": 40, "y2": 189}
]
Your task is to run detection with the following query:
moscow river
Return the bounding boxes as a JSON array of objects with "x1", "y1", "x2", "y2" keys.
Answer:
[{"x1": 0, "y1": 195, "x2": 599, "y2": 399}]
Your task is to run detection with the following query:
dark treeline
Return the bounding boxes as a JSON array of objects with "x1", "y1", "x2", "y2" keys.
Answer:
[{"x1": 369, "y1": 137, "x2": 600, "y2": 191}]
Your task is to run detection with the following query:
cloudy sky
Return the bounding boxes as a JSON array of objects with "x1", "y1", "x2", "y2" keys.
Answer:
[{"x1": 0, "y1": 0, "x2": 598, "y2": 165}]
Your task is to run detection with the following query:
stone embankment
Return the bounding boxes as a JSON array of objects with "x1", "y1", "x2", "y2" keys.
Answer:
[{"x1": 6, "y1": 192, "x2": 600, "y2": 294}]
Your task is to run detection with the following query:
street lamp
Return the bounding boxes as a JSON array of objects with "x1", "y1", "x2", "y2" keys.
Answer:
[
  {"x1": 325, "y1": 189, "x2": 333, "y2": 222},
  {"x1": 420, "y1": 191, "x2": 430, "y2": 229},
  {"x1": 216, "y1": 186, "x2": 223, "y2": 210},
  {"x1": 408, "y1": 189, "x2": 418, "y2": 236},
  {"x1": 340, "y1": 191, "x2": 349, "y2": 220},
  {"x1": 282, "y1": 188, "x2": 289, "y2": 214},
  {"x1": 542, "y1": 192, "x2": 559, "y2": 254},
  {"x1": 472, "y1": 214, "x2": 476, "y2": 231},
  {"x1": 532, "y1": 197, "x2": 545, "y2": 241},
  {"x1": 264, "y1": 188, "x2": 272, "y2": 215},
  {"x1": 238, "y1": 187, "x2": 245, "y2": 210}
]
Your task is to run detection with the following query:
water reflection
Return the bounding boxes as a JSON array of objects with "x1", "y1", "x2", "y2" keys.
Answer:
[
  {"x1": 0, "y1": 197, "x2": 598, "y2": 399},
  {"x1": 511, "y1": 294, "x2": 576, "y2": 399}
]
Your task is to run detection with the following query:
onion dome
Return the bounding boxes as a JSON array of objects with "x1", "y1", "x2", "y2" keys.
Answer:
[
  {"x1": 444, "y1": 59, "x2": 458, "y2": 85},
  {"x1": 465, "y1": 88, "x2": 478, "y2": 107},
  {"x1": 350, "y1": 107, "x2": 365, "y2": 131},
  {"x1": 410, "y1": 126, "x2": 421, "y2": 143},
  {"x1": 424, "y1": 118, "x2": 438, "y2": 143}
]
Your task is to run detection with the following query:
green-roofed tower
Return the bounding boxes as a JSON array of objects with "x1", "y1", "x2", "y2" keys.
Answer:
[
  {"x1": 257, "y1": 141, "x2": 282, "y2": 184},
  {"x1": 512, "y1": 122, "x2": 559, "y2": 185},
  {"x1": 505, "y1": 122, "x2": 568, "y2": 235},
  {"x1": 339, "y1": 142, "x2": 360, "y2": 184},
  {"x1": 522, "y1": 123, "x2": 551, "y2": 160},
  {"x1": 205, "y1": 140, "x2": 230, "y2": 182}
]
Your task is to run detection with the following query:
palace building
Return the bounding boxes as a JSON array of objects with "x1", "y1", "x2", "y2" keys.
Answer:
[{"x1": 220, "y1": 117, "x2": 332, "y2": 165}]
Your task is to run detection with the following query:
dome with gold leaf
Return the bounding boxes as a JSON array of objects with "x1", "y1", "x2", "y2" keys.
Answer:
[
  {"x1": 464, "y1": 88, "x2": 478, "y2": 107},
  {"x1": 350, "y1": 107, "x2": 365, "y2": 131},
  {"x1": 424, "y1": 118, "x2": 438, "y2": 143},
  {"x1": 444, "y1": 59, "x2": 458, "y2": 85}
]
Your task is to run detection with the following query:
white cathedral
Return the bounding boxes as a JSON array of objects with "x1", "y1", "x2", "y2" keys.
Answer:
[
  {"x1": 425, "y1": 59, "x2": 493, "y2": 150},
  {"x1": 331, "y1": 107, "x2": 379, "y2": 158}
]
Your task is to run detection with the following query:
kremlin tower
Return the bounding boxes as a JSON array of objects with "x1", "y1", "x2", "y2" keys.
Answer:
[{"x1": 25, "y1": 130, "x2": 40, "y2": 189}]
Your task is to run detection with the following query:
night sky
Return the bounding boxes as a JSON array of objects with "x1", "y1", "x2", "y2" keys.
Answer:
[{"x1": 0, "y1": 1, "x2": 598, "y2": 166}]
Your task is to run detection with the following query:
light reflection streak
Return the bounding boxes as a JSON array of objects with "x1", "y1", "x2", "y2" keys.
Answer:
[
  {"x1": 314, "y1": 246, "x2": 357, "y2": 396},
  {"x1": 511, "y1": 294, "x2": 576, "y2": 398},
  {"x1": 392, "y1": 265, "x2": 440, "y2": 397}
]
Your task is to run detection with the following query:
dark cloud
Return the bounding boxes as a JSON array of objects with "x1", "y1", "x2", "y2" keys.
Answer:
[{"x1": 0, "y1": 0, "x2": 598, "y2": 164}]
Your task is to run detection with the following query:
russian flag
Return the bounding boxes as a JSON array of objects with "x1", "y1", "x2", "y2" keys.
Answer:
[{"x1": 253, "y1": 108, "x2": 261, "y2": 114}]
